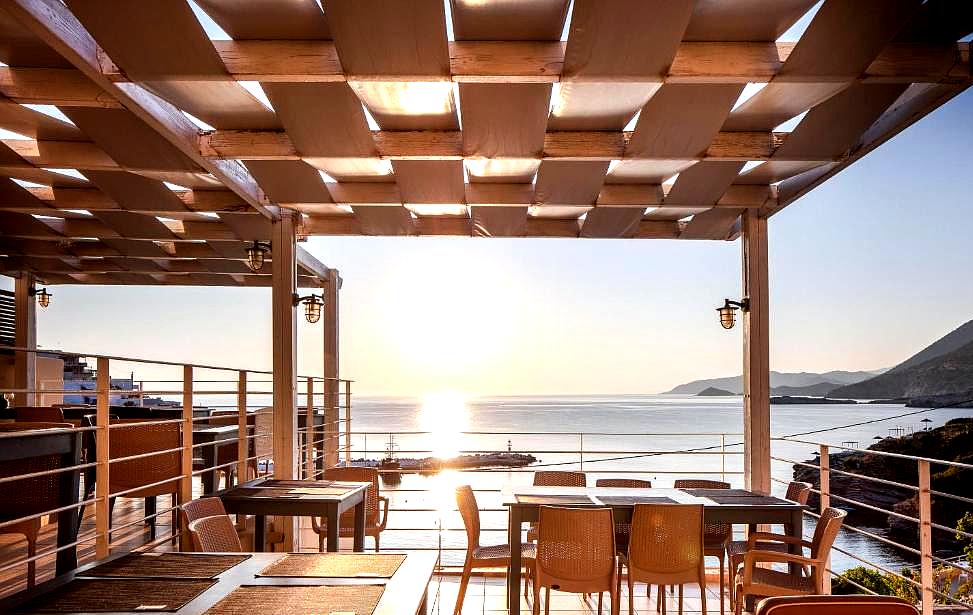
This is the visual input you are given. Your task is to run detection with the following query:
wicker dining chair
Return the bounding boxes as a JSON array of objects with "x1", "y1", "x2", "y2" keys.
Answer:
[
  {"x1": 621, "y1": 504, "x2": 707, "y2": 615},
  {"x1": 0, "y1": 422, "x2": 73, "y2": 587},
  {"x1": 673, "y1": 479, "x2": 731, "y2": 614},
  {"x1": 726, "y1": 480, "x2": 812, "y2": 594},
  {"x1": 527, "y1": 471, "x2": 587, "y2": 542},
  {"x1": 204, "y1": 410, "x2": 251, "y2": 487},
  {"x1": 595, "y1": 479, "x2": 652, "y2": 554},
  {"x1": 311, "y1": 466, "x2": 389, "y2": 552},
  {"x1": 454, "y1": 485, "x2": 536, "y2": 615},
  {"x1": 753, "y1": 595, "x2": 917, "y2": 615},
  {"x1": 534, "y1": 506, "x2": 619, "y2": 615},
  {"x1": 250, "y1": 408, "x2": 274, "y2": 478},
  {"x1": 188, "y1": 514, "x2": 243, "y2": 552},
  {"x1": 108, "y1": 419, "x2": 182, "y2": 542},
  {"x1": 734, "y1": 507, "x2": 848, "y2": 615}
]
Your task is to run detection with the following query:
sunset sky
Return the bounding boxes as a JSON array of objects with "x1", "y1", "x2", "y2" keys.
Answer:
[{"x1": 9, "y1": 86, "x2": 972, "y2": 396}]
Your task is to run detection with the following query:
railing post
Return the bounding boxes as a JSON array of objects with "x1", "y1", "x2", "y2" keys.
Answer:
[
  {"x1": 579, "y1": 433, "x2": 584, "y2": 471},
  {"x1": 237, "y1": 371, "x2": 248, "y2": 483},
  {"x1": 918, "y1": 460, "x2": 933, "y2": 615},
  {"x1": 819, "y1": 444, "x2": 831, "y2": 593},
  {"x1": 721, "y1": 434, "x2": 727, "y2": 482},
  {"x1": 179, "y1": 365, "x2": 194, "y2": 551},
  {"x1": 344, "y1": 380, "x2": 352, "y2": 465},
  {"x1": 306, "y1": 377, "x2": 315, "y2": 479},
  {"x1": 95, "y1": 357, "x2": 110, "y2": 559}
]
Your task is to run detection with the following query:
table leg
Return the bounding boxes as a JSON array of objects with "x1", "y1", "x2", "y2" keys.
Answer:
[
  {"x1": 56, "y1": 440, "x2": 81, "y2": 575},
  {"x1": 254, "y1": 514, "x2": 265, "y2": 552},
  {"x1": 327, "y1": 503, "x2": 340, "y2": 552},
  {"x1": 418, "y1": 585, "x2": 428, "y2": 615},
  {"x1": 788, "y1": 509, "x2": 804, "y2": 575},
  {"x1": 353, "y1": 499, "x2": 366, "y2": 552},
  {"x1": 507, "y1": 506, "x2": 522, "y2": 615},
  {"x1": 201, "y1": 436, "x2": 216, "y2": 494}
]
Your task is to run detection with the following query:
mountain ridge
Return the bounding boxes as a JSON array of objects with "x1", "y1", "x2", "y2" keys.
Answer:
[{"x1": 665, "y1": 370, "x2": 883, "y2": 395}]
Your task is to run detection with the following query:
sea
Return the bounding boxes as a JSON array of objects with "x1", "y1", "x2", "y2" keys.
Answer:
[{"x1": 195, "y1": 392, "x2": 973, "y2": 571}]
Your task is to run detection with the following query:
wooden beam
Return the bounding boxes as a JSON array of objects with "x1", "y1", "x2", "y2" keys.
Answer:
[
  {"x1": 2, "y1": 139, "x2": 120, "y2": 170},
  {"x1": 271, "y1": 210, "x2": 298, "y2": 549},
  {"x1": 202, "y1": 130, "x2": 794, "y2": 162},
  {"x1": 742, "y1": 208, "x2": 770, "y2": 495},
  {"x1": 24, "y1": 186, "x2": 250, "y2": 212},
  {"x1": 4, "y1": 0, "x2": 275, "y2": 219},
  {"x1": 323, "y1": 268, "x2": 339, "y2": 469},
  {"x1": 0, "y1": 67, "x2": 122, "y2": 108},
  {"x1": 13, "y1": 273, "x2": 37, "y2": 406},
  {"x1": 295, "y1": 245, "x2": 333, "y2": 285}
]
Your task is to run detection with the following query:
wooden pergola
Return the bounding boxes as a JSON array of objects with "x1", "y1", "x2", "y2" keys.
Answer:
[{"x1": 0, "y1": 0, "x2": 970, "y2": 522}]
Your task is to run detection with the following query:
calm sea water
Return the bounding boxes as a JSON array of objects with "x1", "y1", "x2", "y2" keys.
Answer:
[{"x1": 195, "y1": 392, "x2": 973, "y2": 571}]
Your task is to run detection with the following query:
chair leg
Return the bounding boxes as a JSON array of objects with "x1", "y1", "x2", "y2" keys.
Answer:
[
  {"x1": 145, "y1": 496, "x2": 156, "y2": 540},
  {"x1": 699, "y1": 582, "x2": 707, "y2": 615},
  {"x1": 544, "y1": 587, "x2": 550, "y2": 615},
  {"x1": 598, "y1": 592, "x2": 603, "y2": 615},
  {"x1": 718, "y1": 556, "x2": 725, "y2": 615},
  {"x1": 677, "y1": 585, "x2": 683, "y2": 615},
  {"x1": 627, "y1": 578, "x2": 634, "y2": 615},
  {"x1": 171, "y1": 493, "x2": 180, "y2": 546},
  {"x1": 611, "y1": 582, "x2": 620, "y2": 615},
  {"x1": 733, "y1": 587, "x2": 742, "y2": 615},
  {"x1": 453, "y1": 558, "x2": 472, "y2": 615},
  {"x1": 532, "y1": 577, "x2": 541, "y2": 615},
  {"x1": 26, "y1": 535, "x2": 36, "y2": 588},
  {"x1": 656, "y1": 585, "x2": 663, "y2": 613},
  {"x1": 374, "y1": 533, "x2": 380, "y2": 553}
]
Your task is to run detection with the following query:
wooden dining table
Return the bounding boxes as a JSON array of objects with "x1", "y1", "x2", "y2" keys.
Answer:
[
  {"x1": 502, "y1": 485, "x2": 807, "y2": 614},
  {"x1": 0, "y1": 551, "x2": 437, "y2": 615}
]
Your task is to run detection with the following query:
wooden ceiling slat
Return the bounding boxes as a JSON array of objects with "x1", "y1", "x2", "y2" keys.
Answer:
[
  {"x1": 722, "y1": 82, "x2": 848, "y2": 132},
  {"x1": 580, "y1": 208, "x2": 643, "y2": 239},
  {"x1": 244, "y1": 160, "x2": 333, "y2": 204},
  {"x1": 471, "y1": 206, "x2": 527, "y2": 238},
  {"x1": 683, "y1": 0, "x2": 818, "y2": 42},
  {"x1": 194, "y1": 0, "x2": 331, "y2": 40},
  {"x1": 534, "y1": 160, "x2": 609, "y2": 206},
  {"x1": 450, "y1": 0, "x2": 568, "y2": 41},
  {"x1": 84, "y1": 171, "x2": 188, "y2": 213},
  {"x1": 0, "y1": 175, "x2": 47, "y2": 208},
  {"x1": 414, "y1": 215, "x2": 471, "y2": 236},
  {"x1": 459, "y1": 83, "x2": 551, "y2": 158},
  {"x1": 664, "y1": 161, "x2": 746, "y2": 207},
  {"x1": 895, "y1": 0, "x2": 973, "y2": 44},
  {"x1": 628, "y1": 84, "x2": 743, "y2": 158},
  {"x1": 391, "y1": 160, "x2": 465, "y2": 204},
  {"x1": 351, "y1": 206, "x2": 415, "y2": 236},
  {"x1": 734, "y1": 161, "x2": 827, "y2": 185},
  {"x1": 0, "y1": 100, "x2": 87, "y2": 141},
  {"x1": 525, "y1": 217, "x2": 580, "y2": 238},
  {"x1": 605, "y1": 160, "x2": 695, "y2": 184},
  {"x1": 92, "y1": 211, "x2": 176, "y2": 240},
  {"x1": 216, "y1": 212, "x2": 272, "y2": 241},
  {"x1": 680, "y1": 207, "x2": 742, "y2": 240},
  {"x1": 0, "y1": 211, "x2": 63, "y2": 238},
  {"x1": 0, "y1": 7, "x2": 73, "y2": 68},
  {"x1": 262, "y1": 83, "x2": 375, "y2": 157},
  {"x1": 547, "y1": 83, "x2": 660, "y2": 131}
]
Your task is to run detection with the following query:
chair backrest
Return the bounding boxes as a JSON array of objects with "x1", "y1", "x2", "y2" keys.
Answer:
[
  {"x1": 324, "y1": 466, "x2": 380, "y2": 526},
  {"x1": 108, "y1": 419, "x2": 182, "y2": 494},
  {"x1": 535, "y1": 506, "x2": 615, "y2": 592},
  {"x1": 754, "y1": 595, "x2": 917, "y2": 615},
  {"x1": 12, "y1": 406, "x2": 64, "y2": 423},
  {"x1": 673, "y1": 479, "x2": 730, "y2": 489},
  {"x1": 455, "y1": 485, "x2": 480, "y2": 551},
  {"x1": 627, "y1": 504, "x2": 704, "y2": 584},
  {"x1": 253, "y1": 408, "x2": 274, "y2": 463},
  {"x1": 180, "y1": 497, "x2": 229, "y2": 529},
  {"x1": 595, "y1": 478, "x2": 651, "y2": 488},
  {"x1": 188, "y1": 515, "x2": 243, "y2": 552},
  {"x1": 785, "y1": 481, "x2": 812, "y2": 505},
  {"x1": 810, "y1": 507, "x2": 847, "y2": 561},
  {"x1": 207, "y1": 410, "x2": 238, "y2": 426},
  {"x1": 0, "y1": 422, "x2": 74, "y2": 520},
  {"x1": 533, "y1": 471, "x2": 586, "y2": 487}
]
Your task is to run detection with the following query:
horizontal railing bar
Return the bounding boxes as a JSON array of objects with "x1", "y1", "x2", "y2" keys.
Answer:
[
  {"x1": 773, "y1": 456, "x2": 919, "y2": 491},
  {"x1": 775, "y1": 437, "x2": 973, "y2": 471},
  {"x1": 0, "y1": 496, "x2": 99, "y2": 530},
  {"x1": 109, "y1": 475, "x2": 183, "y2": 499}
]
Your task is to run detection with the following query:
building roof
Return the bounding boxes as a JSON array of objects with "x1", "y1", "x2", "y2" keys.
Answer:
[{"x1": 0, "y1": 0, "x2": 970, "y2": 285}]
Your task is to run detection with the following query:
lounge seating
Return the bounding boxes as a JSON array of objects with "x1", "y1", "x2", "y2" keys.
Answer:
[
  {"x1": 311, "y1": 466, "x2": 389, "y2": 552},
  {"x1": 533, "y1": 505, "x2": 619, "y2": 615},
  {"x1": 621, "y1": 503, "x2": 707, "y2": 615},
  {"x1": 753, "y1": 595, "x2": 917, "y2": 614},
  {"x1": 734, "y1": 507, "x2": 848, "y2": 614},
  {"x1": 674, "y1": 479, "x2": 730, "y2": 614},
  {"x1": 454, "y1": 485, "x2": 535, "y2": 615}
]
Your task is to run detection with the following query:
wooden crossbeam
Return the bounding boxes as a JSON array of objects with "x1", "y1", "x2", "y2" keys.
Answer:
[
  {"x1": 18, "y1": 186, "x2": 248, "y2": 212},
  {"x1": 0, "y1": 67, "x2": 122, "y2": 108},
  {"x1": 201, "y1": 130, "x2": 794, "y2": 162},
  {"x1": 91, "y1": 41, "x2": 971, "y2": 85}
]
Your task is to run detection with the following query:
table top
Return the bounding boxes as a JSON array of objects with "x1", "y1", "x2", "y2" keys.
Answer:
[
  {"x1": 1, "y1": 551, "x2": 437, "y2": 615},
  {"x1": 218, "y1": 478, "x2": 370, "y2": 504},
  {"x1": 504, "y1": 486, "x2": 805, "y2": 511}
]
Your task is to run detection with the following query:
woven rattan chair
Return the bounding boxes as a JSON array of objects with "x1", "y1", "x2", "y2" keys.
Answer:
[
  {"x1": 595, "y1": 479, "x2": 652, "y2": 554},
  {"x1": 0, "y1": 422, "x2": 73, "y2": 587},
  {"x1": 454, "y1": 485, "x2": 536, "y2": 615},
  {"x1": 204, "y1": 410, "x2": 251, "y2": 487},
  {"x1": 12, "y1": 406, "x2": 65, "y2": 423},
  {"x1": 251, "y1": 408, "x2": 274, "y2": 478},
  {"x1": 734, "y1": 507, "x2": 848, "y2": 615},
  {"x1": 533, "y1": 506, "x2": 619, "y2": 615},
  {"x1": 726, "y1": 481, "x2": 812, "y2": 593},
  {"x1": 753, "y1": 595, "x2": 917, "y2": 615},
  {"x1": 673, "y1": 479, "x2": 730, "y2": 614},
  {"x1": 180, "y1": 496, "x2": 284, "y2": 552},
  {"x1": 621, "y1": 504, "x2": 706, "y2": 615},
  {"x1": 311, "y1": 466, "x2": 389, "y2": 552},
  {"x1": 108, "y1": 419, "x2": 182, "y2": 541},
  {"x1": 527, "y1": 471, "x2": 587, "y2": 543},
  {"x1": 188, "y1": 514, "x2": 243, "y2": 552}
]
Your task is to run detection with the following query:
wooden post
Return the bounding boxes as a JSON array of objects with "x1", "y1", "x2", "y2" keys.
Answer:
[
  {"x1": 305, "y1": 377, "x2": 314, "y2": 479},
  {"x1": 237, "y1": 371, "x2": 248, "y2": 482},
  {"x1": 272, "y1": 211, "x2": 299, "y2": 550},
  {"x1": 179, "y1": 365, "x2": 194, "y2": 551},
  {"x1": 95, "y1": 357, "x2": 110, "y2": 558},
  {"x1": 742, "y1": 209, "x2": 771, "y2": 495},
  {"x1": 344, "y1": 380, "x2": 352, "y2": 465},
  {"x1": 323, "y1": 269, "x2": 340, "y2": 469},
  {"x1": 13, "y1": 274, "x2": 36, "y2": 406},
  {"x1": 918, "y1": 460, "x2": 933, "y2": 615},
  {"x1": 819, "y1": 445, "x2": 831, "y2": 593}
]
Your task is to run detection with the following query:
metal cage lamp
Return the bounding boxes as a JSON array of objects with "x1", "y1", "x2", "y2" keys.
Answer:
[
  {"x1": 293, "y1": 293, "x2": 324, "y2": 324},
  {"x1": 29, "y1": 287, "x2": 52, "y2": 308},
  {"x1": 245, "y1": 241, "x2": 270, "y2": 272},
  {"x1": 717, "y1": 298, "x2": 750, "y2": 329}
]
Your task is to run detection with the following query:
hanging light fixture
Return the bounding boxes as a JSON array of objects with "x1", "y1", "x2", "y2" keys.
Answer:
[
  {"x1": 29, "y1": 287, "x2": 52, "y2": 308},
  {"x1": 245, "y1": 241, "x2": 270, "y2": 272},
  {"x1": 716, "y1": 298, "x2": 749, "y2": 329},
  {"x1": 292, "y1": 293, "x2": 324, "y2": 324}
]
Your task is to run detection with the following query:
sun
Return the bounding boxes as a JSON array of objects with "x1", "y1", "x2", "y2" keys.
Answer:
[{"x1": 417, "y1": 391, "x2": 470, "y2": 459}]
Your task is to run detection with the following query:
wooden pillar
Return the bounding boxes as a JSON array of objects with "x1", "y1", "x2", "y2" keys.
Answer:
[
  {"x1": 237, "y1": 371, "x2": 248, "y2": 482},
  {"x1": 179, "y1": 365, "x2": 194, "y2": 551},
  {"x1": 94, "y1": 357, "x2": 110, "y2": 558},
  {"x1": 819, "y1": 445, "x2": 831, "y2": 593},
  {"x1": 14, "y1": 274, "x2": 36, "y2": 406},
  {"x1": 324, "y1": 269, "x2": 340, "y2": 468},
  {"x1": 742, "y1": 210, "x2": 771, "y2": 495},
  {"x1": 272, "y1": 212, "x2": 299, "y2": 550},
  {"x1": 918, "y1": 460, "x2": 933, "y2": 615}
]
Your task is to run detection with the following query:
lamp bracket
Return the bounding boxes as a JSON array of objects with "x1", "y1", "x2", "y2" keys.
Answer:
[
  {"x1": 723, "y1": 297, "x2": 750, "y2": 312},
  {"x1": 292, "y1": 292, "x2": 323, "y2": 307}
]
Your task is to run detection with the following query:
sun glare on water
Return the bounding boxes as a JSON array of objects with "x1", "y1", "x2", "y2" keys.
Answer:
[{"x1": 418, "y1": 391, "x2": 470, "y2": 459}]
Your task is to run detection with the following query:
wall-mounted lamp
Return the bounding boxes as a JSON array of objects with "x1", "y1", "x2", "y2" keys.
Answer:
[
  {"x1": 245, "y1": 241, "x2": 270, "y2": 272},
  {"x1": 293, "y1": 293, "x2": 324, "y2": 324},
  {"x1": 717, "y1": 297, "x2": 750, "y2": 329},
  {"x1": 29, "y1": 286, "x2": 52, "y2": 308}
]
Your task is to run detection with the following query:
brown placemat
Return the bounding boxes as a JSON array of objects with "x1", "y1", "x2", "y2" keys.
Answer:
[
  {"x1": 83, "y1": 553, "x2": 250, "y2": 579},
  {"x1": 258, "y1": 554, "x2": 405, "y2": 578},
  {"x1": 202, "y1": 584, "x2": 385, "y2": 615},
  {"x1": 517, "y1": 494, "x2": 594, "y2": 505},
  {"x1": 24, "y1": 578, "x2": 215, "y2": 612},
  {"x1": 683, "y1": 488, "x2": 753, "y2": 498},
  {"x1": 598, "y1": 496, "x2": 677, "y2": 506},
  {"x1": 287, "y1": 486, "x2": 353, "y2": 496},
  {"x1": 707, "y1": 495, "x2": 793, "y2": 506}
]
